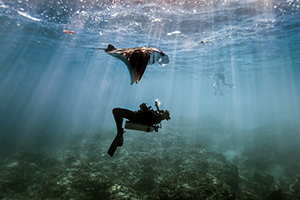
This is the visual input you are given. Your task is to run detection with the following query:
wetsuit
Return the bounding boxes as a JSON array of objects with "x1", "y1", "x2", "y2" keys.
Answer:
[
  {"x1": 112, "y1": 106, "x2": 162, "y2": 133},
  {"x1": 108, "y1": 103, "x2": 170, "y2": 157}
]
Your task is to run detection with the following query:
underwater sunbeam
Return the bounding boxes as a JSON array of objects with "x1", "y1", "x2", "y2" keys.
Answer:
[{"x1": 1, "y1": 0, "x2": 300, "y2": 199}]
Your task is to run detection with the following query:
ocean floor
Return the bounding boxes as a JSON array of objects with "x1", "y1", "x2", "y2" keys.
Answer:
[{"x1": 1, "y1": 119, "x2": 300, "y2": 200}]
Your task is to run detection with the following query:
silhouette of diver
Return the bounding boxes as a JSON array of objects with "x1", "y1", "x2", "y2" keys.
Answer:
[
  {"x1": 108, "y1": 101, "x2": 170, "y2": 157},
  {"x1": 213, "y1": 72, "x2": 235, "y2": 96}
]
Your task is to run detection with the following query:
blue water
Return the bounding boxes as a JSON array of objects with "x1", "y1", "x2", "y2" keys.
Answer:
[
  {"x1": 1, "y1": 0, "x2": 300, "y2": 198},
  {"x1": 1, "y1": 0, "x2": 300, "y2": 145},
  {"x1": 1, "y1": 0, "x2": 299, "y2": 133}
]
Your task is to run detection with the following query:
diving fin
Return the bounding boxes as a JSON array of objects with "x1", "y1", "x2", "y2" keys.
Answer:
[{"x1": 107, "y1": 133, "x2": 123, "y2": 157}]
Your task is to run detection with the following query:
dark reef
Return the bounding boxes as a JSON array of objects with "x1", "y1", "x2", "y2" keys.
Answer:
[{"x1": 0, "y1": 121, "x2": 300, "y2": 200}]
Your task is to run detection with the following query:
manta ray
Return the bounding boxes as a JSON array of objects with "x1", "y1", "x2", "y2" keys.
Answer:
[{"x1": 104, "y1": 44, "x2": 169, "y2": 84}]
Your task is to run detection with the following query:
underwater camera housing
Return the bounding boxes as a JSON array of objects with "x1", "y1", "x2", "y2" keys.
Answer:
[{"x1": 125, "y1": 99, "x2": 162, "y2": 132}]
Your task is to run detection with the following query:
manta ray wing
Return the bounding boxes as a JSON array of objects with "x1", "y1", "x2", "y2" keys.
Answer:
[
  {"x1": 108, "y1": 52, "x2": 136, "y2": 85},
  {"x1": 105, "y1": 44, "x2": 167, "y2": 84},
  {"x1": 105, "y1": 45, "x2": 136, "y2": 84},
  {"x1": 122, "y1": 48, "x2": 152, "y2": 84}
]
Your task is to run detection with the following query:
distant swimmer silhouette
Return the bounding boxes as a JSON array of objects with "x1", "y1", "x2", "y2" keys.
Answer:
[
  {"x1": 104, "y1": 44, "x2": 169, "y2": 84},
  {"x1": 213, "y1": 72, "x2": 235, "y2": 96},
  {"x1": 108, "y1": 100, "x2": 170, "y2": 157}
]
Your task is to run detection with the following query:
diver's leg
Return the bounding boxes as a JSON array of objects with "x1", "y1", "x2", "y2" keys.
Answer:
[
  {"x1": 217, "y1": 86, "x2": 223, "y2": 96},
  {"x1": 222, "y1": 79, "x2": 234, "y2": 88},
  {"x1": 214, "y1": 82, "x2": 222, "y2": 95},
  {"x1": 108, "y1": 108, "x2": 135, "y2": 156},
  {"x1": 112, "y1": 108, "x2": 136, "y2": 146},
  {"x1": 213, "y1": 83, "x2": 217, "y2": 95},
  {"x1": 223, "y1": 82, "x2": 231, "y2": 87},
  {"x1": 221, "y1": 79, "x2": 227, "y2": 85},
  {"x1": 112, "y1": 108, "x2": 135, "y2": 133}
]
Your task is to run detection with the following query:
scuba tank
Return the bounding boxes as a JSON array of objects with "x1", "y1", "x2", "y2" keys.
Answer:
[
  {"x1": 125, "y1": 121, "x2": 155, "y2": 132},
  {"x1": 124, "y1": 100, "x2": 162, "y2": 132}
]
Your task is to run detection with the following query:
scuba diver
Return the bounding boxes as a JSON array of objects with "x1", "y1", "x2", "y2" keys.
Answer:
[
  {"x1": 108, "y1": 100, "x2": 171, "y2": 157},
  {"x1": 213, "y1": 72, "x2": 235, "y2": 96}
]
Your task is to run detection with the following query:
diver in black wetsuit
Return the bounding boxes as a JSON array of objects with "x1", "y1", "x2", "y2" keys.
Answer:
[
  {"x1": 108, "y1": 102, "x2": 170, "y2": 157},
  {"x1": 213, "y1": 72, "x2": 235, "y2": 96}
]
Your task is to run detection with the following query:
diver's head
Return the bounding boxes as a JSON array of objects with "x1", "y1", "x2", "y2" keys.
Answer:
[{"x1": 162, "y1": 110, "x2": 171, "y2": 121}]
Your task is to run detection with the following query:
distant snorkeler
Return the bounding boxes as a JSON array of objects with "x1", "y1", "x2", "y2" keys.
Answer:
[
  {"x1": 213, "y1": 72, "x2": 235, "y2": 96},
  {"x1": 104, "y1": 44, "x2": 170, "y2": 85},
  {"x1": 108, "y1": 100, "x2": 171, "y2": 157}
]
